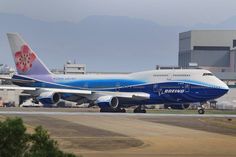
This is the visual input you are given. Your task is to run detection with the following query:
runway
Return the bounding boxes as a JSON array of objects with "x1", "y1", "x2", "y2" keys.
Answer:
[
  {"x1": 0, "y1": 108, "x2": 236, "y2": 157},
  {"x1": 0, "y1": 111, "x2": 236, "y2": 118}
]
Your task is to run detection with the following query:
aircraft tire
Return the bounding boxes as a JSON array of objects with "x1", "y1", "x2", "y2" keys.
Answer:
[
  {"x1": 133, "y1": 108, "x2": 146, "y2": 113},
  {"x1": 100, "y1": 108, "x2": 126, "y2": 113},
  {"x1": 198, "y1": 108, "x2": 205, "y2": 114},
  {"x1": 120, "y1": 108, "x2": 126, "y2": 113}
]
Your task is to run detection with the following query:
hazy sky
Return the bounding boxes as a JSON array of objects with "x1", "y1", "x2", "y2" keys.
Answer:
[
  {"x1": 1, "y1": 0, "x2": 236, "y2": 26},
  {"x1": 1, "y1": 0, "x2": 236, "y2": 72}
]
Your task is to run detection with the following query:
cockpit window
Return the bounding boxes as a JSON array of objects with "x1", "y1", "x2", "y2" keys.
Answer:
[{"x1": 203, "y1": 73, "x2": 213, "y2": 76}]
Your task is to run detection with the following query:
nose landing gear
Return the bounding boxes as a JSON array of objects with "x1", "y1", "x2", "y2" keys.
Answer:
[
  {"x1": 198, "y1": 103, "x2": 206, "y2": 114},
  {"x1": 198, "y1": 108, "x2": 205, "y2": 114}
]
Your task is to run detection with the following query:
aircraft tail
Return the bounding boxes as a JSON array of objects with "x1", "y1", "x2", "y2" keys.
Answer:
[{"x1": 7, "y1": 33, "x2": 51, "y2": 75}]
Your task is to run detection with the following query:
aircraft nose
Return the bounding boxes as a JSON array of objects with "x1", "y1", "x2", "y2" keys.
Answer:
[
  {"x1": 219, "y1": 81, "x2": 229, "y2": 91},
  {"x1": 220, "y1": 87, "x2": 229, "y2": 95},
  {"x1": 217, "y1": 81, "x2": 229, "y2": 96}
]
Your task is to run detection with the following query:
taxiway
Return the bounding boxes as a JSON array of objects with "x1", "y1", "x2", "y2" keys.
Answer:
[{"x1": 0, "y1": 108, "x2": 236, "y2": 157}]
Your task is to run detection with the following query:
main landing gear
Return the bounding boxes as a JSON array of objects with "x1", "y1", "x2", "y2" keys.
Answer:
[
  {"x1": 100, "y1": 107, "x2": 126, "y2": 113},
  {"x1": 133, "y1": 105, "x2": 146, "y2": 113},
  {"x1": 198, "y1": 103, "x2": 205, "y2": 114}
]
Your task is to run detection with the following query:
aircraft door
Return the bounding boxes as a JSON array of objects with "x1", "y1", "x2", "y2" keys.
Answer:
[
  {"x1": 153, "y1": 84, "x2": 162, "y2": 96},
  {"x1": 153, "y1": 84, "x2": 158, "y2": 92},
  {"x1": 185, "y1": 83, "x2": 190, "y2": 93},
  {"x1": 167, "y1": 73, "x2": 172, "y2": 80},
  {"x1": 115, "y1": 82, "x2": 120, "y2": 91}
]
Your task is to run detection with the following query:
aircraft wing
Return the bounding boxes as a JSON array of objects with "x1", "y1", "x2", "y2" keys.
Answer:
[
  {"x1": 0, "y1": 86, "x2": 36, "y2": 91},
  {"x1": 43, "y1": 88, "x2": 149, "y2": 100},
  {"x1": 41, "y1": 88, "x2": 92, "y2": 95},
  {"x1": 0, "y1": 86, "x2": 91, "y2": 95},
  {"x1": 0, "y1": 76, "x2": 36, "y2": 83},
  {"x1": 0, "y1": 76, "x2": 12, "y2": 81},
  {"x1": 0, "y1": 86, "x2": 150, "y2": 100},
  {"x1": 94, "y1": 91, "x2": 150, "y2": 100}
]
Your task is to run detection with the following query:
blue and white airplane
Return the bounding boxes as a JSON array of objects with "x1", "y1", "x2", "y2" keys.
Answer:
[{"x1": 0, "y1": 33, "x2": 229, "y2": 114}]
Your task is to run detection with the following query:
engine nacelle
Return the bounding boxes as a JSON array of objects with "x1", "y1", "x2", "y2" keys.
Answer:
[
  {"x1": 95, "y1": 96, "x2": 119, "y2": 109},
  {"x1": 37, "y1": 92, "x2": 60, "y2": 106}
]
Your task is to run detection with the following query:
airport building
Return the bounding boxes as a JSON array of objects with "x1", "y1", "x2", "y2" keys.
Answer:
[
  {"x1": 179, "y1": 30, "x2": 236, "y2": 72},
  {"x1": 64, "y1": 61, "x2": 86, "y2": 75},
  {"x1": 0, "y1": 64, "x2": 15, "y2": 75},
  {"x1": 0, "y1": 88, "x2": 22, "y2": 106}
]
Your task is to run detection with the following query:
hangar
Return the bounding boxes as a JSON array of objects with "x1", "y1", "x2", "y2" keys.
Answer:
[
  {"x1": 179, "y1": 30, "x2": 236, "y2": 72},
  {"x1": 179, "y1": 30, "x2": 236, "y2": 86}
]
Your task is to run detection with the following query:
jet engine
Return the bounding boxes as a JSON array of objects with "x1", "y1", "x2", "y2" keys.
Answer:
[
  {"x1": 95, "y1": 96, "x2": 119, "y2": 109},
  {"x1": 37, "y1": 92, "x2": 60, "y2": 106}
]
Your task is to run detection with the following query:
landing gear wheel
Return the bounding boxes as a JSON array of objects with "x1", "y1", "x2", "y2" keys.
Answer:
[
  {"x1": 133, "y1": 109, "x2": 146, "y2": 113},
  {"x1": 100, "y1": 108, "x2": 110, "y2": 112},
  {"x1": 100, "y1": 108, "x2": 126, "y2": 113},
  {"x1": 198, "y1": 102, "x2": 206, "y2": 114},
  {"x1": 133, "y1": 105, "x2": 146, "y2": 113},
  {"x1": 198, "y1": 108, "x2": 205, "y2": 114},
  {"x1": 120, "y1": 108, "x2": 126, "y2": 113}
]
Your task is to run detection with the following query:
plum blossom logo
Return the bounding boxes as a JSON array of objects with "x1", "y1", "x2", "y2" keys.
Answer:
[{"x1": 15, "y1": 45, "x2": 36, "y2": 72}]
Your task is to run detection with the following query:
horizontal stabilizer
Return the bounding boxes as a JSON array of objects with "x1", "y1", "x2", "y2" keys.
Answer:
[
  {"x1": 0, "y1": 76, "x2": 36, "y2": 83},
  {"x1": 0, "y1": 86, "x2": 36, "y2": 91}
]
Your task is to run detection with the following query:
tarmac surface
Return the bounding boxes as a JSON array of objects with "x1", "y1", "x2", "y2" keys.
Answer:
[
  {"x1": 1, "y1": 111, "x2": 236, "y2": 117},
  {"x1": 0, "y1": 108, "x2": 236, "y2": 157}
]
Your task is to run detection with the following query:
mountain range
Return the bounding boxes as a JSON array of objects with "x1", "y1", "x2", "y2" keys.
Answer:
[{"x1": 0, "y1": 13, "x2": 236, "y2": 72}]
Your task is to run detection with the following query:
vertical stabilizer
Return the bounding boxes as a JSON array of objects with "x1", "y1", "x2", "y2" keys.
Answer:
[{"x1": 7, "y1": 33, "x2": 51, "y2": 75}]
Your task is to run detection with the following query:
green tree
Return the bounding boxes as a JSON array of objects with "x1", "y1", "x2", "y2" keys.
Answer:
[
  {"x1": 0, "y1": 117, "x2": 29, "y2": 157},
  {"x1": 0, "y1": 117, "x2": 77, "y2": 157},
  {"x1": 26, "y1": 126, "x2": 76, "y2": 157}
]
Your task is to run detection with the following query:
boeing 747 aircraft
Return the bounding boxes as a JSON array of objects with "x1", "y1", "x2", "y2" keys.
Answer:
[{"x1": 0, "y1": 33, "x2": 229, "y2": 114}]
